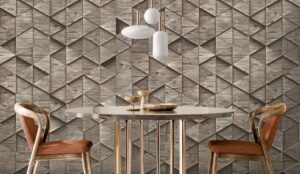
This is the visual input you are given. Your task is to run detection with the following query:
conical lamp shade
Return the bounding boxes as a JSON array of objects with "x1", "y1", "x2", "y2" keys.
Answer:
[
  {"x1": 153, "y1": 31, "x2": 168, "y2": 59},
  {"x1": 121, "y1": 25, "x2": 155, "y2": 39}
]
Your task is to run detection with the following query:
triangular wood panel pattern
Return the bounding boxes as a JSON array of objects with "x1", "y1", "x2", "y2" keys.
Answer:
[{"x1": 0, "y1": 0, "x2": 300, "y2": 173}]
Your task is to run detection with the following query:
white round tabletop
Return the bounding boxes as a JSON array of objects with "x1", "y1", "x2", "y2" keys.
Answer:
[{"x1": 65, "y1": 106, "x2": 234, "y2": 120}]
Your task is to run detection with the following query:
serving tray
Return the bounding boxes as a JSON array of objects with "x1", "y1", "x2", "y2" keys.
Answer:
[{"x1": 144, "y1": 103, "x2": 177, "y2": 111}]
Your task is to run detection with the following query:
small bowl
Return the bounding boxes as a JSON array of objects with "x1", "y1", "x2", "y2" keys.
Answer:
[{"x1": 124, "y1": 96, "x2": 140, "y2": 103}]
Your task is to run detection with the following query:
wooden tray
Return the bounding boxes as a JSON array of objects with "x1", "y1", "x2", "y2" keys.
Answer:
[
  {"x1": 144, "y1": 103, "x2": 177, "y2": 111},
  {"x1": 126, "y1": 108, "x2": 140, "y2": 111}
]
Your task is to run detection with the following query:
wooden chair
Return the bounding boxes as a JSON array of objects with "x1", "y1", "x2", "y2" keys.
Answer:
[
  {"x1": 208, "y1": 103, "x2": 286, "y2": 174},
  {"x1": 14, "y1": 103, "x2": 93, "y2": 174}
]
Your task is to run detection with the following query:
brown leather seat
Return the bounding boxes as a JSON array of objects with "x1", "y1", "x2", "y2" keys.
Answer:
[
  {"x1": 14, "y1": 103, "x2": 92, "y2": 174},
  {"x1": 208, "y1": 140, "x2": 263, "y2": 155},
  {"x1": 37, "y1": 140, "x2": 93, "y2": 156},
  {"x1": 207, "y1": 103, "x2": 286, "y2": 174}
]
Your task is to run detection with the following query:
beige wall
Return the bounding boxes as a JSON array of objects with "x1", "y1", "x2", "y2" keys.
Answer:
[{"x1": 0, "y1": 0, "x2": 299, "y2": 173}]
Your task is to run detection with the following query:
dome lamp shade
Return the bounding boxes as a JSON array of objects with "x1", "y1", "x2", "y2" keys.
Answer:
[
  {"x1": 121, "y1": 10, "x2": 155, "y2": 39},
  {"x1": 121, "y1": 25, "x2": 155, "y2": 39}
]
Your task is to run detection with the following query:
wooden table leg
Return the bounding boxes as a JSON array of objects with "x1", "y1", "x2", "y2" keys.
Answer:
[
  {"x1": 126, "y1": 120, "x2": 132, "y2": 174},
  {"x1": 140, "y1": 120, "x2": 144, "y2": 174},
  {"x1": 179, "y1": 119, "x2": 186, "y2": 174},
  {"x1": 156, "y1": 121, "x2": 160, "y2": 174},
  {"x1": 114, "y1": 120, "x2": 121, "y2": 174},
  {"x1": 169, "y1": 120, "x2": 174, "y2": 174}
]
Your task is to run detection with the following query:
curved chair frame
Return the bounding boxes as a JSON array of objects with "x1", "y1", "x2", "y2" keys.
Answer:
[
  {"x1": 209, "y1": 103, "x2": 286, "y2": 174},
  {"x1": 14, "y1": 103, "x2": 92, "y2": 174}
]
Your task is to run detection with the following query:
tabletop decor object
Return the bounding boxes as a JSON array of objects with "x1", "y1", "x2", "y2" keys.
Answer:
[
  {"x1": 144, "y1": 103, "x2": 177, "y2": 111},
  {"x1": 144, "y1": 0, "x2": 160, "y2": 25},
  {"x1": 124, "y1": 96, "x2": 140, "y2": 111},
  {"x1": 121, "y1": 0, "x2": 155, "y2": 39},
  {"x1": 138, "y1": 90, "x2": 150, "y2": 110}
]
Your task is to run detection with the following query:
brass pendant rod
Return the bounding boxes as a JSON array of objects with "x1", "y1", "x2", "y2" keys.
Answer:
[
  {"x1": 137, "y1": 10, "x2": 140, "y2": 25},
  {"x1": 158, "y1": 0, "x2": 161, "y2": 31},
  {"x1": 158, "y1": 16, "x2": 162, "y2": 31},
  {"x1": 136, "y1": 0, "x2": 140, "y2": 25}
]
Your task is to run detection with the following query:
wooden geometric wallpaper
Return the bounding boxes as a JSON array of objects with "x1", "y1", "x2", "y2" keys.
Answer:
[{"x1": 0, "y1": 0, "x2": 299, "y2": 173}]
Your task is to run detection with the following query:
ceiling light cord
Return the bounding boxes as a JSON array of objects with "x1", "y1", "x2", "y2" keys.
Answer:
[
  {"x1": 158, "y1": 0, "x2": 162, "y2": 31},
  {"x1": 137, "y1": 0, "x2": 140, "y2": 25},
  {"x1": 137, "y1": 10, "x2": 140, "y2": 25}
]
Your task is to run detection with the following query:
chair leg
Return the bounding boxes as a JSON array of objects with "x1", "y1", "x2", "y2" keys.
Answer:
[
  {"x1": 86, "y1": 151, "x2": 92, "y2": 174},
  {"x1": 82, "y1": 153, "x2": 88, "y2": 174},
  {"x1": 211, "y1": 152, "x2": 218, "y2": 174},
  {"x1": 260, "y1": 160, "x2": 268, "y2": 174},
  {"x1": 264, "y1": 153, "x2": 274, "y2": 174},
  {"x1": 208, "y1": 152, "x2": 214, "y2": 174},
  {"x1": 27, "y1": 156, "x2": 35, "y2": 174},
  {"x1": 33, "y1": 161, "x2": 39, "y2": 174}
]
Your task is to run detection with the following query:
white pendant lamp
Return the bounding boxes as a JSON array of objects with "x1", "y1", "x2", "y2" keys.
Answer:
[
  {"x1": 144, "y1": 0, "x2": 160, "y2": 25},
  {"x1": 153, "y1": 31, "x2": 168, "y2": 59},
  {"x1": 121, "y1": 8, "x2": 155, "y2": 39},
  {"x1": 121, "y1": 24, "x2": 155, "y2": 39},
  {"x1": 153, "y1": 9, "x2": 168, "y2": 59}
]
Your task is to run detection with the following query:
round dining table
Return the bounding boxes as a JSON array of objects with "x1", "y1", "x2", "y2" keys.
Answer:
[{"x1": 65, "y1": 106, "x2": 234, "y2": 174}]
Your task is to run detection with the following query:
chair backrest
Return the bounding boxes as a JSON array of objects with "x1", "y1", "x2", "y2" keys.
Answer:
[
  {"x1": 14, "y1": 103, "x2": 50, "y2": 151},
  {"x1": 251, "y1": 103, "x2": 286, "y2": 150}
]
